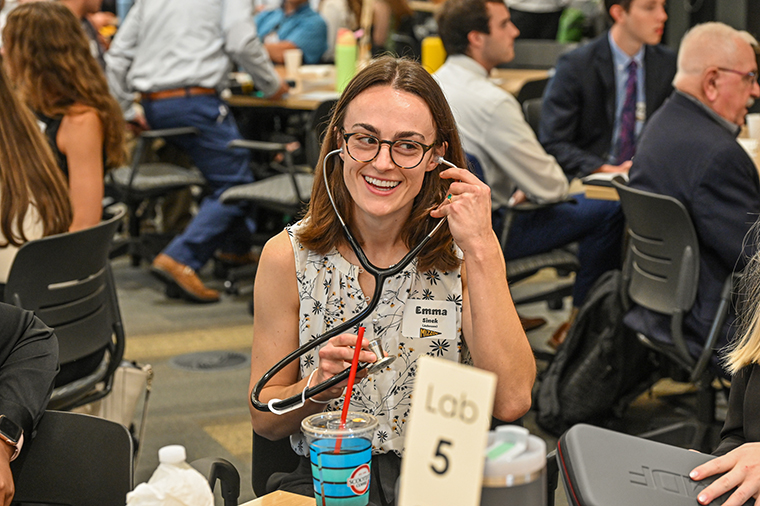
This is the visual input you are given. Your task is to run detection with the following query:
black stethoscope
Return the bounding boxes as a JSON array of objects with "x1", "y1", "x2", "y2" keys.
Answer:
[{"x1": 250, "y1": 147, "x2": 458, "y2": 413}]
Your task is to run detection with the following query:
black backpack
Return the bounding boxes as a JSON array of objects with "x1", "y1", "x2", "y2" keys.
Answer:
[{"x1": 534, "y1": 269, "x2": 659, "y2": 436}]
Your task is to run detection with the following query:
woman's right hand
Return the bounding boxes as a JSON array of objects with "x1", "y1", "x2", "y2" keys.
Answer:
[{"x1": 310, "y1": 333, "x2": 377, "y2": 402}]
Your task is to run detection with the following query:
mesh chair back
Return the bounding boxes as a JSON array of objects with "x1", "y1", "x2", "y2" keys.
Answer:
[
  {"x1": 11, "y1": 410, "x2": 133, "y2": 506},
  {"x1": 5, "y1": 209, "x2": 126, "y2": 408},
  {"x1": 613, "y1": 180, "x2": 699, "y2": 316}
]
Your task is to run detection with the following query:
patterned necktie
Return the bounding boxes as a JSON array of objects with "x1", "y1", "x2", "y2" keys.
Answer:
[{"x1": 617, "y1": 60, "x2": 638, "y2": 164}]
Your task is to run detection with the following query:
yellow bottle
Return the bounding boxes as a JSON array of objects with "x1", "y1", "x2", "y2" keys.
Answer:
[{"x1": 422, "y1": 36, "x2": 446, "y2": 73}]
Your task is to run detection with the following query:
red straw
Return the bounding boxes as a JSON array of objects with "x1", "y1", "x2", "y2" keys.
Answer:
[{"x1": 335, "y1": 326, "x2": 365, "y2": 453}]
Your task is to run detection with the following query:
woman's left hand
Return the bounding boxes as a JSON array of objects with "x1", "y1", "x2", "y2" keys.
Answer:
[
  {"x1": 430, "y1": 167, "x2": 493, "y2": 252},
  {"x1": 690, "y1": 443, "x2": 760, "y2": 505}
]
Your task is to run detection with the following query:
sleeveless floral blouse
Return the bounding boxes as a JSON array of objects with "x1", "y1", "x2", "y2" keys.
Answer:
[{"x1": 287, "y1": 221, "x2": 466, "y2": 456}]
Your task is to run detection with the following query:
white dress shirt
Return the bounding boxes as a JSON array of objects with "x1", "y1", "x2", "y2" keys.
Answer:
[
  {"x1": 106, "y1": 0, "x2": 282, "y2": 113},
  {"x1": 434, "y1": 55, "x2": 568, "y2": 208}
]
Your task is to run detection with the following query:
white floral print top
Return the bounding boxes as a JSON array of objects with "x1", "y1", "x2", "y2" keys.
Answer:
[{"x1": 287, "y1": 221, "x2": 465, "y2": 456}]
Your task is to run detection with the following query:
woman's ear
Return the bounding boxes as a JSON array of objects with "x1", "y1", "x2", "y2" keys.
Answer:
[
  {"x1": 427, "y1": 141, "x2": 448, "y2": 172},
  {"x1": 335, "y1": 126, "x2": 345, "y2": 160}
]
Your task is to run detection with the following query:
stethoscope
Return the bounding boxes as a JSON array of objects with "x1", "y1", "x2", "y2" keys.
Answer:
[{"x1": 250, "y1": 147, "x2": 459, "y2": 413}]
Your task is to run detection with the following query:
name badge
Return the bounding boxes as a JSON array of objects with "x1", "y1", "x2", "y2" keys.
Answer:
[
  {"x1": 636, "y1": 101, "x2": 646, "y2": 123},
  {"x1": 401, "y1": 300, "x2": 457, "y2": 339}
]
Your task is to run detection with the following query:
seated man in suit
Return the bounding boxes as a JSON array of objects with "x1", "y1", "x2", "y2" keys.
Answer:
[
  {"x1": 434, "y1": 0, "x2": 624, "y2": 345},
  {"x1": 539, "y1": 0, "x2": 675, "y2": 178},
  {"x1": 625, "y1": 22, "x2": 760, "y2": 362},
  {"x1": 255, "y1": 0, "x2": 328, "y2": 64}
]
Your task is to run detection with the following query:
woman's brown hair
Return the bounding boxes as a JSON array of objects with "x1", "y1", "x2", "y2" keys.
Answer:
[
  {"x1": 298, "y1": 56, "x2": 466, "y2": 273},
  {"x1": 3, "y1": 2, "x2": 126, "y2": 169},
  {"x1": 0, "y1": 66, "x2": 72, "y2": 246}
]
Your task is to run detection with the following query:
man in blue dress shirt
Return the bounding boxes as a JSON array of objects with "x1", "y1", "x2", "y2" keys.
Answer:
[{"x1": 256, "y1": 0, "x2": 328, "y2": 64}]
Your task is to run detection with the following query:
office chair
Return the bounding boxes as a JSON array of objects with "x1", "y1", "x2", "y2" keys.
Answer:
[
  {"x1": 10, "y1": 410, "x2": 241, "y2": 506},
  {"x1": 612, "y1": 177, "x2": 732, "y2": 452},
  {"x1": 107, "y1": 127, "x2": 205, "y2": 266},
  {"x1": 522, "y1": 98, "x2": 543, "y2": 137},
  {"x1": 5, "y1": 209, "x2": 127, "y2": 411},
  {"x1": 215, "y1": 101, "x2": 338, "y2": 298},
  {"x1": 11, "y1": 410, "x2": 133, "y2": 506},
  {"x1": 250, "y1": 430, "x2": 300, "y2": 497},
  {"x1": 516, "y1": 78, "x2": 549, "y2": 105}
]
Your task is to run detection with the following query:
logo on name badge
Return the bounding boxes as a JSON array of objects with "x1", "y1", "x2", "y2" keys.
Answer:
[
  {"x1": 420, "y1": 329, "x2": 442, "y2": 338},
  {"x1": 347, "y1": 464, "x2": 371, "y2": 495}
]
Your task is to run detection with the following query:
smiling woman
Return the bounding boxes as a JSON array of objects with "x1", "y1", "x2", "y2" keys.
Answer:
[{"x1": 247, "y1": 56, "x2": 536, "y2": 506}]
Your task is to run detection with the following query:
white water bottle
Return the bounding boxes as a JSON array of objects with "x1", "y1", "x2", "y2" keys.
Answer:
[{"x1": 126, "y1": 445, "x2": 214, "y2": 506}]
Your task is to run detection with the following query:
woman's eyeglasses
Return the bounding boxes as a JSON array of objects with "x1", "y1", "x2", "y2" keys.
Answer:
[{"x1": 342, "y1": 131, "x2": 436, "y2": 169}]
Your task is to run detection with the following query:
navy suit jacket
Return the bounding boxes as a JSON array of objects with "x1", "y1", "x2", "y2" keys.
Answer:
[
  {"x1": 539, "y1": 33, "x2": 676, "y2": 178},
  {"x1": 625, "y1": 92, "x2": 760, "y2": 357}
]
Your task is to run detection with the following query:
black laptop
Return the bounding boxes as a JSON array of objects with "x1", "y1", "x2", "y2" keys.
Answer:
[{"x1": 557, "y1": 424, "x2": 754, "y2": 506}]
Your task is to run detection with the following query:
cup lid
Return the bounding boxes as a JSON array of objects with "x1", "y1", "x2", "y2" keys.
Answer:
[{"x1": 302, "y1": 411, "x2": 378, "y2": 438}]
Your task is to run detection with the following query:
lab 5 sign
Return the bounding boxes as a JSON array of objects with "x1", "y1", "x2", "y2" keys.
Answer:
[{"x1": 398, "y1": 356, "x2": 496, "y2": 506}]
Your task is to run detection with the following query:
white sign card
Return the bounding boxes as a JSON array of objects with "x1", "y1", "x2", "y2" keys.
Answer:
[{"x1": 397, "y1": 355, "x2": 497, "y2": 506}]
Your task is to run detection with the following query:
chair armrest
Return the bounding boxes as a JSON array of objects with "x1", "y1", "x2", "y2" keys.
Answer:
[
  {"x1": 190, "y1": 457, "x2": 240, "y2": 506},
  {"x1": 140, "y1": 127, "x2": 199, "y2": 139},
  {"x1": 227, "y1": 139, "x2": 290, "y2": 152}
]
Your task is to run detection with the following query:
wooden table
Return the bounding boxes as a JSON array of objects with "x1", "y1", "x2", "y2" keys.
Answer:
[
  {"x1": 239, "y1": 490, "x2": 316, "y2": 506},
  {"x1": 226, "y1": 66, "x2": 549, "y2": 111}
]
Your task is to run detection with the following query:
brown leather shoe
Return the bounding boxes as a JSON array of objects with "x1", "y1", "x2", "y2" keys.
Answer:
[
  {"x1": 548, "y1": 321, "x2": 571, "y2": 349},
  {"x1": 151, "y1": 253, "x2": 220, "y2": 303},
  {"x1": 519, "y1": 315, "x2": 547, "y2": 332}
]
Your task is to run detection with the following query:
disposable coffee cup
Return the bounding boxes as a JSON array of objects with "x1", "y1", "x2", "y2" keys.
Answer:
[
  {"x1": 284, "y1": 48, "x2": 303, "y2": 80},
  {"x1": 481, "y1": 426, "x2": 547, "y2": 506},
  {"x1": 302, "y1": 411, "x2": 378, "y2": 506}
]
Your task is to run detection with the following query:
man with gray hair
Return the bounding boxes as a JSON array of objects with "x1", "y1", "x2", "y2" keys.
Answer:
[{"x1": 625, "y1": 22, "x2": 760, "y2": 363}]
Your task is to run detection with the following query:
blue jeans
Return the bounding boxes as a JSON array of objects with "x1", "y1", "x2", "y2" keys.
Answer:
[
  {"x1": 504, "y1": 193, "x2": 625, "y2": 305},
  {"x1": 142, "y1": 94, "x2": 255, "y2": 271}
]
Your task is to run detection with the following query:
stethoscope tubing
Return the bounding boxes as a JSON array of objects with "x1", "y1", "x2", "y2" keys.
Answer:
[{"x1": 250, "y1": 148, "x2": 453, "y2": 413}]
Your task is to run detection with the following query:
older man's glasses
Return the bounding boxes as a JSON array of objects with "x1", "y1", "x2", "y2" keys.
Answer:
[
  {"x1": 343, "y1": 132, "x2": 435, "y2": 169},
  {"x1": 717, "y1": 67, "x2": 759, "y2": 85}
]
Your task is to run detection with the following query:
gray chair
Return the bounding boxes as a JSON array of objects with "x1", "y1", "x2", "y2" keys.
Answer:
[
  {"x1": 612, "y1": 177, "x2": 732, "y2": 452},
  {"x1": 5, "y1": 209, "x2": 127, "y2": 410},
  {"x1": 522, "y1": 98, "x2": 543, "y2": 137},
  {"x1": 11, "y1": 410, "x2": 133, "y2": 506},
  {"x1": 107, "y1": 127, "x2": 205, "y2": 266},
  {"x1": 516, "y1": 78, "x2": 549, "y2": 105}
]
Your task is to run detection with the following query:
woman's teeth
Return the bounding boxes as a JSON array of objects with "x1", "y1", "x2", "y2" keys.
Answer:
[{"x1": 364, "y1": 176, "x2": 400, "y2": 189}]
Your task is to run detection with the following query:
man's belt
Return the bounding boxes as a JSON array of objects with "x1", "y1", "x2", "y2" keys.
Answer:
[{"x1": 140, "y1": 86, "x2": 217, "y2": 101}]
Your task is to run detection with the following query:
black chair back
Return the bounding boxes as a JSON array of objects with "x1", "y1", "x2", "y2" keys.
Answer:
[
  {"x1": 11, "y1": 410, "x2": 133, "y2": 506},
  {"x1": 5, "y1": 209, "x2": 127, "y2": 409}
]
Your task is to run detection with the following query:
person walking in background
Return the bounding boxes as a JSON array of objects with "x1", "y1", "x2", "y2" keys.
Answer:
[
  {"x1": 3, "y1": 2, "x2": 124, "y2": 233},
  {"x1": 106, "y1": 0, "x2": 288, "y2": 303}
]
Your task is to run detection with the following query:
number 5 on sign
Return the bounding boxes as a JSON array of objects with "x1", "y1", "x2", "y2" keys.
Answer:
[{"x1": 398, "y1": 356, "x2": 496, "y2": 506}]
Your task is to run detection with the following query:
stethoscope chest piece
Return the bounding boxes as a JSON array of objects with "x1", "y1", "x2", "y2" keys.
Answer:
[{"x1": 366, "y1": 337, "x2": 397, "y2": 374}]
